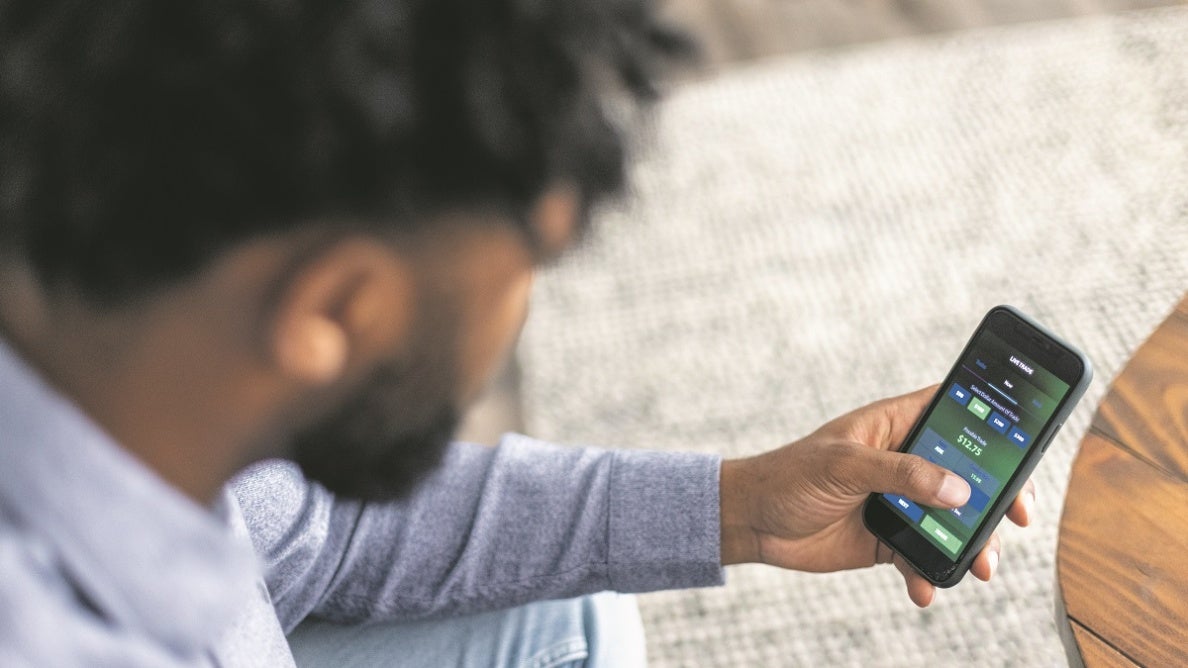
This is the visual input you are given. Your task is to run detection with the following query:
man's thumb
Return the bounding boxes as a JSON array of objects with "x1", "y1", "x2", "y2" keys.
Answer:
[{"x1": 860, "y1": 448, "x2": 971, "y2": 508}]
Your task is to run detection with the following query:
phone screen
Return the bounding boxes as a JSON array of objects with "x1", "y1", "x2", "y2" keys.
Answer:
[{"x1": 880, "y1": 330, "x2": 1072, "y2": 558}]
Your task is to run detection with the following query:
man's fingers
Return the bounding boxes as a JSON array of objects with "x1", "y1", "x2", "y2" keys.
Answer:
[
  {"x1": 970, "y1": 532, "x2": 1002, "y2": 582},
  {"x1": 893, "y1": 555, "x2": 936, "y2": 607},
  {"x1": 1006, "y1": 479, "x2": 1036, "y2": 527},
  {"x1": 847, "y1": 447, "x2": 970, "y2": 508},
  {"x1": 876, "y1": 385, "x2": 941, "y2": 449},
  {"x1": 819, "y1": 385, "x2": 939, "y2": 450}
]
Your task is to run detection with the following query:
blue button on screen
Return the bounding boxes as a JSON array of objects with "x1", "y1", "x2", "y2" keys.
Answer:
[
  {"x1": 883, "y1": 493, "x2": 924, "y2": 523},
  {"x1": 947, "y1": 383, "x2": 972, "y2": 406},
  {"x1": 987, "y1": 411, "x2": 1010, "y2": 434},
  {"x1": 950, "y1": 504, "x2": 979, "y2": 528},
  {"x1": 1008, "y1": 426, "x2": 1031, "y2": 448},
  {"x1": 965, "y1": 486, "x2": 990, "y2": 512}
]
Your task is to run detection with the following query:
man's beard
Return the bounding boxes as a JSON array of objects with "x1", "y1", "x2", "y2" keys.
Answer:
[{"x1": 289, "y1": 320, "x2": 462, "y2": 502}]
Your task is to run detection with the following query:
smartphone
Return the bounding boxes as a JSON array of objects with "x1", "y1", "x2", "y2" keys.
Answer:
[{"x1": 862, "y1": 305, "x2": 1092, "y2": 587}]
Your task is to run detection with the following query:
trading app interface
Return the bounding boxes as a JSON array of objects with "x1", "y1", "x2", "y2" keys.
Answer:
[{"x1": 882, "y1": 331, "x2": 1071, "y2": 557}]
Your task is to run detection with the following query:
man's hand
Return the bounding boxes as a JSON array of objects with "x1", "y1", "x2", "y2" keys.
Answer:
[{"x1": 719, "y1": 386, "x2": 1036, "y2": 607}]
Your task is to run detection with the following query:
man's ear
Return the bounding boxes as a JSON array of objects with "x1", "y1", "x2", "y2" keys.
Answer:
[
  {"x1": 269, "y1": 237, "x2": 414, "y2": 386},
  {"x1": 530, "y1": 183, "x2": 580, "y2": 258}
]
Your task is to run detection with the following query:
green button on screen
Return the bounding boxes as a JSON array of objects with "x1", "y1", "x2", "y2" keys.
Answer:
[
  {"x1": 921, "y1": 514, "x2": 964, "y2": 556},
  {"x1": 967, "y1": 397, "x2": 991, "y2": 420}
]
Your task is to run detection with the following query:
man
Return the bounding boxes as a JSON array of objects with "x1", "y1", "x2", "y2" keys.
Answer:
[{"x1": 0, "y1": 1, "x2": 1034, "y2": 665}]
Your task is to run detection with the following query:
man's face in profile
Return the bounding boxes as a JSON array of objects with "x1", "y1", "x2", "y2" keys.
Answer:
[
  {"x1": 289, "y1": 298, "x2": 463, "y2": 501},
  {"x1": 287, "y1": 217, "x2": 550, "y2": 502}
]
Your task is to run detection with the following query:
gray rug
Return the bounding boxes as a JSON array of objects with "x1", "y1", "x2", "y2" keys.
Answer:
[{"x1": 518, "y1": 8, "x2": 1188, "y2": 667}]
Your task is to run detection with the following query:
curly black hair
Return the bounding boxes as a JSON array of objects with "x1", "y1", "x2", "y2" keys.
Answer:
[{"x1": 0, "y1": 0, "x2": 690, "y2": 301}]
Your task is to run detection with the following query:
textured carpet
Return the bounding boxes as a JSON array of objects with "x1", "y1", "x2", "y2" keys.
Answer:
[{"x1": 517, "y1": 8, "x2": 1188, "y2": 668}]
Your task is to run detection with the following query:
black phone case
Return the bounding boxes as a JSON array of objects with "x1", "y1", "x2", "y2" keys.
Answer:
[{"x1": 863, "y1": 305, "x2": 1093, "y2": 587}]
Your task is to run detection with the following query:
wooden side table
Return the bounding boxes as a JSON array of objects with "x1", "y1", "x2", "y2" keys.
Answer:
[{"x1": 1056, "y1": 294, "x2": 1188, "y2": 666}]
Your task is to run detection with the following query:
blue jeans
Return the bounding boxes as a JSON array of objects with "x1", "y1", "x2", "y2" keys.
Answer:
[{"x1": 287, "y1": 593, "x2": 646, "y2": 668}]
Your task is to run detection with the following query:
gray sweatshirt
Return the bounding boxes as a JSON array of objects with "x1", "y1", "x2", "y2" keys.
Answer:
[{"x1": 0, "y1": 338, "x2": 725, "y2": 666}]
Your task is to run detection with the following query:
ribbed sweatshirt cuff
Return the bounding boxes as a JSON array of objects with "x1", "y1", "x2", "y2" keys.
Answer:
[{"x1": 606, "y1": 449, "x2": 725, "y2": 592}]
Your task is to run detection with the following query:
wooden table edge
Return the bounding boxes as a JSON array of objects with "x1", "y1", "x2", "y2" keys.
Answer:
[{"x1": 1055, "y1": 293, "x2": 1188, "y2": 667}]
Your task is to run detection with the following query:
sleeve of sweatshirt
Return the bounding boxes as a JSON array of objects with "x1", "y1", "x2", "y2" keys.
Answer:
[{"x1": 229, "y1": 434, "x2": 724, "y2": 632}]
